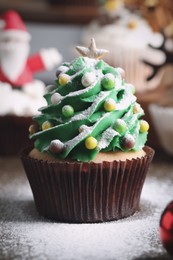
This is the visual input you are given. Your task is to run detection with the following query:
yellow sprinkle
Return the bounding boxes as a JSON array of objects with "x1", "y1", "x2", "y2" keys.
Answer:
[
  {"x1": 133, "y1": 104, "x2": 141, "y2": 114},
  {"x1": 85, "y1": 136, "x2": 97, "y2": 150},
  {"x1": 104, "y1": 99, "x2": 116, "y2": 112},
  {"x1": 140, "y1": 120, "x2": 149, "y2": 133},
  {"x1": 42, "y1": 121, "x2": 53, "y2": 131},
  {"x1": 58, "y1": 74, "x2": 70, "y2": 86}
]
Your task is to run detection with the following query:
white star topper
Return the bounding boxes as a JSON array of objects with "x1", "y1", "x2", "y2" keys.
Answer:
[{"x1": 76, "y1": 38, "x2": 109, "y2": 59}]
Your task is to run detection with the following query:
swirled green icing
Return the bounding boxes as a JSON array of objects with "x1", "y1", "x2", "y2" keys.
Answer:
[{"x1": 30, "y1": 56, "x2": 148, "y2": 162}]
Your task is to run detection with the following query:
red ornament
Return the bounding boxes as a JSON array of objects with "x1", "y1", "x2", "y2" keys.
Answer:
[{"x1": 160, "y1": 201, "x2": 173, "y2": 256}]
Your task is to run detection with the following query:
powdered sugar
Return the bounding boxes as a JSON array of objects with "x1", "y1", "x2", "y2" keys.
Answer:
[
  {"x1": 0, "y1": 154, "x2": 172, "y2": 259},
  {"x1": 97, "y1": 127, "x2": 118, "y2": 150},
  {"x1": 69, "y1": 91, "x2": 108, "y2": 122}
]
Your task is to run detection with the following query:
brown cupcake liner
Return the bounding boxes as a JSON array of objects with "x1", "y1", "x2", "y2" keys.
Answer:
[
  {"x1": 0, "y1": 115, "x2": 34, "y2": 156},
  {"x1": 20, "y1": 146, "x2": 154, "y2": 223}
]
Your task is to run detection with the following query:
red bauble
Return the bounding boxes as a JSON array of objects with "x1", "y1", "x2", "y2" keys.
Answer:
[{"x1": 160, "y1": 201, "x2": 173, "y2": 256}]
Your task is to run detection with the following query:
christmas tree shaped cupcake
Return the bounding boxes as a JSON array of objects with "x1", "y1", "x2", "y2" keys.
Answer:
[{"x1": 21, "y1": 39, "x2": 154, "y2": 223}]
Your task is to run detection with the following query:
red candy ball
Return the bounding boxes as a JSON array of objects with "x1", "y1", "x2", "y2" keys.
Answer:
[{"x1": 160, "y1": 201, "x2": 173, "y2": 256}]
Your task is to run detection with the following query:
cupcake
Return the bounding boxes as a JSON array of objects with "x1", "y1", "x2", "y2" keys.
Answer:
[
  {"x1": 20, "y1": 39, "x2": 154, "y2": 223},
  {"x1": 139, "y1": 20, "x2": 173, "y2": 153},
  {"x1": 81, "y1": 0, "x2": 172, "y2": 93},
  {"x1": 0, "y1": 10, "x2": 62, "y2": 155}
]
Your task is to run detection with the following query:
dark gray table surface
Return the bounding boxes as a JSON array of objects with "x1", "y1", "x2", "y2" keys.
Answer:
[{"x1": 0, "y1": 150, "x2": 173, "y2": 260}]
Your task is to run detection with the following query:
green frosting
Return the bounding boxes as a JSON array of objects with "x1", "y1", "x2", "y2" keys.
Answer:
[{"x1": 30, "y1": 56, "x2": 148, "y2": 162}]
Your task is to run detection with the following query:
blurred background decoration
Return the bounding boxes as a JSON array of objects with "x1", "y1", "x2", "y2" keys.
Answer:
[
  {"x1": 0, "y1": 0, "x2": 98, "y2": 24},
  {"x1": 124, "y1": 0, "x2": 173, "y2": 33},
  {"x1": 80, "y1": 0, "x2": 173, "y2": 151},
  {"x1": 0, "y1": 9, "x2": 62, "y2": 155},
  {"x1": 0, "y1": 0, "x2": 98, "y2": 84},
  {"x1": 0, "y1": 0, "x2": 173, "y2": 153}
]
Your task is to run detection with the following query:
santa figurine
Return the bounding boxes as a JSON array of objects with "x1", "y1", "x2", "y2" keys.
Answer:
[
  {"x1": 0, "y1": 10, "x2": 62, "y2": 87},
  {"x1": 0, "y1": 10, "x2": 62, "y2": 116}
]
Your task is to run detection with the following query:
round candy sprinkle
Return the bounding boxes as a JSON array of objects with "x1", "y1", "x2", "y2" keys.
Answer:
[
  {"x1": 81, "y1": 72, "x2": 96, "y2": 87},
  {"x1": 133, "y1": 103, "x2": 141, "y2": 114},
  {"x1": 29, "y1": 123, "x2": 38, "y2": 135},
  {"x1": 79, "y1": 125, "x2": 88, "y2": 133},
  {"x1": 117, "y1": 67, "x2": 125, "y2": 79},
  {"x1": 46, "y1": 84, "x2": 56, "y2": 92},
  {"x1": 104, "y1": 98, "x2": 116, "y2": 112},
  {"x1": 140, "y1": 120, "x2": 149, "y2": 133},
  {"x1": 85, "y1": 136, "x2": 97, "y2": 150},
  {"x1": 121, "y1": 134, "x2": 135, "y2": 150},
  {"x1": 62, "y1": 105, "x2": 74, "y2": 118},
  {"x1": 56, "y1": 65, "x2": 68, "y2": 77},
  {"x1": 113, "y1": 119, "x2": 127, "y2": 134},
  {"x1": 42, "y1": 121, "x2": 53, "y2": 131},
  {"x1": 58, "y1": 74, "x2": 70, "y2": 86},
  {"x1": 49, "y1": 139, "x2": 64, "y2": 154},
  {"x1": 101, "y1": 73, "x2": 115, "y2": 90},
  {"x1": 51, "y1": 93, "x2": 62, "y2": 105}
]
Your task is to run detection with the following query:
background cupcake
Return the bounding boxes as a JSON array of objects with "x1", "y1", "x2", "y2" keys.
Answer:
[
  {"x1": 21, "y1": 39, "x2": 154, "y2": 223},
  {"x1": 0, "y1": 10, "x2": 62, "y2": 155},
  {"x1": 138, "y1": 19, "x2": 173, "y2": 152},
  {"x1": 82, "y1": 0, "x2": 167, "y2": 93},
  {"x1": 81, "y1": 0, "x2": 173, "y2": 150}
]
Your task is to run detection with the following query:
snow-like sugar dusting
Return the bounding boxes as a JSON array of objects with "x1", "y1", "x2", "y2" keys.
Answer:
[
  {"x1": 0, "y1": 154, "x2": 172, "y2": 259},
  {"x1": 69, "y1": 91, "x2": 109, "y2": 122},
  {"x1": 97, "y1": 127, "x2": 119, "y2": 150}
]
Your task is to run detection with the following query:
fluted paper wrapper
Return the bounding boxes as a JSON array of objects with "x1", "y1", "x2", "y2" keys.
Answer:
[
  {"x1": 0, "y1": 115, "x2": 33, "y2": 156},
  {"x1": 20, "y1": 146, "x2": 154, "y2": 223},
  {"x1": 149, "y1": 104, "x2": 173, "y2": 155}
]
